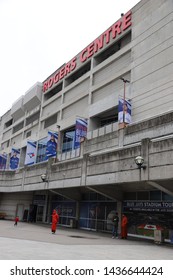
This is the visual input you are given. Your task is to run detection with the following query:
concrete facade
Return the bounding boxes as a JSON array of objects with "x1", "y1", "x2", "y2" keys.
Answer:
[{"x1": 0, "y1": 0, "x2": 173, "y2": 241}]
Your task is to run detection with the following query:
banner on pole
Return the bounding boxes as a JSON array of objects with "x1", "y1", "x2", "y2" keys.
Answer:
[
  {"x1": 0, "y1": 153, "x2": 7, "y2": 170},
  {"x1": 25, "y1": 141, "x2": 37, "y2": 165},
  {"x1": 45, "y1": 131, "x2": 58, "y2": 160},
  {"x1": 10, "y1": 148, "x2": 20, "y2": 170},
  {"x1": 118, "y1": 98, "x2": 131, "y2": 124},
  {"x1": 74, "y1": 118, "x2": 88, "y2": 149}
]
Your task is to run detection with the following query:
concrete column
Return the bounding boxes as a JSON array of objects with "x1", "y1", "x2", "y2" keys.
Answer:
[
  {"x1": 46, "y1": 192, "x2": 52, "y2": 223},
  {"x1": 42, "y1": 192, "x2": 48, "y2": 223},
  {"x1": 80, "y1": 154, "x2": 88, "y2": 186},
  {"x1": 76, "y1": 201, "x2": 80, "y2": 228},
  {"x1": 117, "y1": 201, "x2": 122, "y2": 234},
  {"x1": 141, "y1": 138, "x2": 150, "y2": 181}
]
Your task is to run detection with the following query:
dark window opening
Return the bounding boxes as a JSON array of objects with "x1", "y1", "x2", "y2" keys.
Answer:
[
  {"x1": 44, "y1": 82, "x2": 63, "y2": 101},
  {"x1": 25, "y1": 130, "x2": 31, "y2": 138},
  {"x1": 137, "y1": 191, "x2": 149, "y2": 200},
  {"x1": 62, "y1": 127, "x2": 75, "y2": 152},
  {"x1": 124, "y1": 192, "x2": 137, "y2": 200},
  {"x1": 150, "y1": 191, "x2": 161, "y2": 201},
  {"x1": 4, "y1": 119, "x2": 13, "y2": 129},
  {"x1": 94, "y1": 32, "x2": 131, "y2": 66},
  {"x1": 36, "y1": 137, "x2": 47, "y2": 163},
  {"x1": 44, "y1": 113, "x2": 57, "y2": 129},
  {"x1": 66, "y1": 62, "x2": 91, "y2": 86},
  {"x1": 26, "y1": 111, "x2": 40, "y2": 126},
  {"x1": 100, "y1": 114, "x2": 118, "y2": 127},
  {"x1": 91, "y1": 107, "x2": 118, "y2": 129},
  {"x1": 13, "y1": 121, "x2": 24, "y2": 134}
]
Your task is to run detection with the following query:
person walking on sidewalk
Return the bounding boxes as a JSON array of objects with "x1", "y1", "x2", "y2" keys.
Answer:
[
  {"x1": 112, "y1": 212, "x2": 119, "y2": 238},
  {"x1": 51, "y1": 209, "x2": 59, "y2": 234},
  {"x1": 14, "y1": 216, "x2": 19, "y2": 226},
  {"x1": 121, "y1": 213, "x2": 128, "y2": 239}
]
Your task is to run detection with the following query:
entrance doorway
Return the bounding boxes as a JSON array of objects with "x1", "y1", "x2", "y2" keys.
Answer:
[
  {"x1": 36, "y1": 205, "x2": 44, "y2": 222},
  {"x1": 16, "y1": 204, "x2": 24, "y2": 221}
]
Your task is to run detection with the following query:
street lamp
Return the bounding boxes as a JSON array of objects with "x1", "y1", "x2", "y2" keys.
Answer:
[
  {"x1": 41, "y1": 174, "x2": 48, "y2": 182},
  {"x1": 134, "y1": 156, "x2": 146, "y2": 169}
]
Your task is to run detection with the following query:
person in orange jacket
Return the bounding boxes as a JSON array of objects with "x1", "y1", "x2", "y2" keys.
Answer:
[
  {"x1": 51, "y1": 209, "x2": 59, "y2": 234},
  {"x1": 121, "y1": 214, "x2": 128, "y2": 239}
]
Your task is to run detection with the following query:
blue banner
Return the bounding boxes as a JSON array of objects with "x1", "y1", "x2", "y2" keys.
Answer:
[
  {"x1": 45, "y1": 131, "x2": 58, "y2": 160},
  {"x1": 25, "y1": 141, "x2": 37, "y2": 165},
  {"x1": 0, "y1": 153, "x2": 7, "y2": 170},
  {"x1": 10, "y1": 148, "x2": 20, "y2": 170},
  {"x1": 74, "y1": 118, "x2": 88, "y2": 149},
  {"x1": 118, "y1": 98, "x2": 131, "y2": 124}
]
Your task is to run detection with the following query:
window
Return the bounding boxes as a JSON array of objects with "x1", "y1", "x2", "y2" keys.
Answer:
[
  {"x1": 137, "y1": 191, "x2": 149, "y2": 200},
  {"x1": 36, "y1": 137, "x2": 47, "y2": 163},
  {"x1": 62, "y1": 128, "x2": 75, "y2": 152},
  {"x1": 26, "y1": 111, "x2": 40, "y2": 126},
  {"x1": 94, "y1": 32, "x2": 131, "y2": 66},
  {"x1": 124, "y1": 192, "x2": 136, "y2": 200},
  {"x1": 65, "y1": 62, "x2": 90, "y2": 86},
  {"x1": 13, "y1": 121, "x2": 24, "y2": 133},
  {"x1": 4, "y1": 119, "x2": 13, "y2": 129},
  {"x1": 150, "y1": 191, "x2": 161, "y2": 201},
  {"x1": 44, "y1": 82, "x2": 63, "y2": 101},
  {"x1": 25, "y1": 131, "x2": 31, "y2": 138},
  {"x1": 44, "y1": 114, "x2": 57, "y2": 129}
]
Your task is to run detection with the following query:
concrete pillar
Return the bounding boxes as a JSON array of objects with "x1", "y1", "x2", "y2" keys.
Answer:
[
  {"x1": 141, "y1": 138, "x2": 150, "y2": 181},
  {"x1": 46, "y1": 192, "x2": 52, "y2": 223},
  {"x1": 117, "y1": 201, "x2": 122, "y2": 234},
  {"x1": 81, "y1": 154, "x2": 88, "y2": 186},
  {"x1": 43, "y1": 192, "x2": 48, "y2": 223},
  {"x1": 76, "y1": 201, "x2": 80, "y2": 228}
]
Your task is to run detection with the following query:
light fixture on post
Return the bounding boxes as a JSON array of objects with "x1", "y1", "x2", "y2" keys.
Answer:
[
  {"x1": 134, "y1": 155, "x2": 146, "y2": 169},
  {"x1": 41, "y1": 174, "x2": 48, "y2": 182}
]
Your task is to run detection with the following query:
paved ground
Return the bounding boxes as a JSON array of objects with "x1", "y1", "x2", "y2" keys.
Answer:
[{"x1": 0, "y1": 220, "x2": 172, "y2": 260}]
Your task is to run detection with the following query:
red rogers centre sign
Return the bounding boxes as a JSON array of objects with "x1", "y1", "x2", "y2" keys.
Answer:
[{"x1": 43, "y1": 11, "x2": 132, "y2": 93}]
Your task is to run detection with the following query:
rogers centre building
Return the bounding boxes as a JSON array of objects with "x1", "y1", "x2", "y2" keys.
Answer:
[{"x1": 0, "y1": 0, "x2": 173, "y2": 242}]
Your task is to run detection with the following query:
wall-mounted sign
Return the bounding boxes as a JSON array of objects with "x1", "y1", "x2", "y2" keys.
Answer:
[{"x1": 43, "y1": 11, "x2": 132, "y2": 93}]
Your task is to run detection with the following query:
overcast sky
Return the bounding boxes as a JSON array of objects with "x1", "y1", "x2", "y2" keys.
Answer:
[{"x1": 0, "y1": 0, "x2": 140, "y2": 117}]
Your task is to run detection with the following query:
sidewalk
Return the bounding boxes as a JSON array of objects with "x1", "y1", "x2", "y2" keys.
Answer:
[{"x1": 0, "y1": 220, "x2": 172, "y2": 260}]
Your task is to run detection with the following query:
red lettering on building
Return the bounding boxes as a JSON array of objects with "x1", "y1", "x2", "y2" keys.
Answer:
[
  {"x1": 112, "y1": 21, "x2": 122, "y2": 39},
  {"x1": 54, "y1": 72, "x2": 59, "y2": 83},
  {"x1": 87, "y1": 42, "x2": 94, "y2": 58},
  {"x1": 59, "y1": 66, "x2": 65, "y2": 80},
  {"x1": 43, "y1": 11, "x2": 132, "y2": 92},
  {"x1": 43, "y1": 58, "x2": 77, "y2": 92},
  {"x1": 79, "y1": 11, "x2": 132, "y2": 63},
  {"x1": 94, "y1": 35, "x2": 104, "y2": 53},
  {"x1": 122, "y1": 11, "x2": 132, "y2": 31},
  {"x1": 70, "y1": 57, "x2": 77, "y2": 71},
  {"x1": 104, "y1": 28, "x2": 112, "y2": 44},
  {"x1": 48, "y1": 78, "x2": 53, "y2": 88},
  {"x1": 80, "y1": 49, "x2": 87, "y2": 63}
]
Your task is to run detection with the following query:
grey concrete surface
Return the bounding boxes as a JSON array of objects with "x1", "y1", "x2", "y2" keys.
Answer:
[{"x1": 0, "y1": 220, "x2": 172, "y2": 260}]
